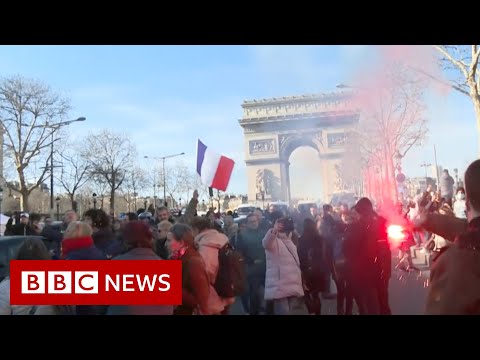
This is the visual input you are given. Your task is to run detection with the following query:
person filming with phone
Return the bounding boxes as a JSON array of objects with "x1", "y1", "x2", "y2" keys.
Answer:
[{"x1": 262, "y1": 216, "x2": 306, "y2": 315}]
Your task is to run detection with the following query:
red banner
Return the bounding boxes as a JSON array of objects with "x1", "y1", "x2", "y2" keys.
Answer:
[{"x1": 9, "y1": 260, "x2": 182, "y2": 306}]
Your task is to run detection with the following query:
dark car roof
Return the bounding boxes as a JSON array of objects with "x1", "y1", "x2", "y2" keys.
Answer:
[
  {"x1": 0, "y1": 235, "x2": 46, "y2": 245},
  {"x1": 0, "y1": 235, "x2": 48, "y2": 282}
]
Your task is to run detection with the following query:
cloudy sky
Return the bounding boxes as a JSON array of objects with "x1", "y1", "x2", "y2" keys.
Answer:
[{"x1": 0, "y1": 45, "x2": 476, "y2": 200}]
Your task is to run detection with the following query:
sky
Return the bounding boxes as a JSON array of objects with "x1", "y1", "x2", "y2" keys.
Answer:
[{"x1": 0, "y1": 45, "x2": 477, "y2": 200}]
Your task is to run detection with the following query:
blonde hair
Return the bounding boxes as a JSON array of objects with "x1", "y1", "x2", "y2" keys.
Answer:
[
  {"x1": 158, "y1": 220, "x2": 173, "y2": 232},
  {"x1": 64, "y1": 221, "x2": 93, "y2": 239}
]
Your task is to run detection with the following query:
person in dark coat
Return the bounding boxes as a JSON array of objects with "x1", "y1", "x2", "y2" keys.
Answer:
[
  {"x1": 166, "y1": 223, "x2": 210, "y2": 315},
  {"x1": 343, "y1": 198, "x2": 384, "y2": 315},
  {"x1": 297, "y1": 218, "x2": 327, "y2": 315},
  {"x1": 84, "y1": 209, "x2": 124, "y2": 258},
  {"x1": 426, "y1": 159, "x2": 480, "y2": 314},
  {"x1": 61, "y1": 221, "x2": 107, "y2": 315},
  {"x1": 12, "y1": 213, "x2": 35, "y2": 236},
  {"x1": 106, "y1": 221, "x2": 174, "y2": 315}
]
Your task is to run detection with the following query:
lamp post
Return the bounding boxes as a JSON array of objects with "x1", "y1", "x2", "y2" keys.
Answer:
[
  {"x1": 0, "y1": 186, "x2": 3, "y2": 235},
  {"x1": 44, "y1": 117, "x2": 86, "y2": 216},
  {"x1": 420, "y1": 162, "x2": 431, "y2": 178},
  {"x1": 143, "y1": 197, "x2": 148, "y2": 210},
  {"x1": 336, "y1": 83, "x2": 367, "y2": 90},
  {"x1": 420, "y1": 162, "x2": 431, "y2": 191},
  {"x1": 454, "y1": 168, "x2": 459, "y2": 185},
  {"x1": 179, "y1": 198, "x2": 182, "y2": 208},
  {"x1": 133, "y1": 192, "x2": 138, "y2": 212},
  {"x1": 92, "y1": 193, "x2": 97, "y2": 209},
  {"x1": 144, "y1": 152, "x2": 185, "y2": 208},
  {"x1": 55, "y1": 196, "x2": 60, "y2": 221},
  {"x1": 202, "y1": 199, "x2": 205, "y2": 211}
]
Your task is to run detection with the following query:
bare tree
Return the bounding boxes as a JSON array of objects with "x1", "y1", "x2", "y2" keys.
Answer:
[
  {"x1": 335, "y1": 133, "x2": 364, "y2": 196},
  {"x1": 57, "y1": 143, "x2": 91, "y2": 211},
  {"x1": 121, "y1": 166, "x2": 148, "y2": 212},
  {"x1": 3, "y1": 187, "x2": 49, "y2": 214},
  {"x1": 429, "y1": 46, "x2": 479, "y2": 154},
  {"x1": 191, "y1": 174, "x2": 210, "y2": 202},
  {"x1": 355, "y1": 63, "x2": 428, "y2": 204},
  {"x1": 0, "y1": 75, "x2": 70, "y2": 211},
  {"x1": 163, "y1": 161, "x2": 188, "y2": 208},
  {"x1": 177, "y1": 169, "x2": 199, "y2": 202},
  {"x1": 82, "y1": 130, "x2": 136, "y2": 215}
]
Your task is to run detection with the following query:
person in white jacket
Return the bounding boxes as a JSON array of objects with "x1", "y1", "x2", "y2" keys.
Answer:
[
  {"x1": 453, "y1": 187, "x2": 467, "y2": 219},
  {"x1": 263, "y1": 216, "x2": 305, "y2": 315}
]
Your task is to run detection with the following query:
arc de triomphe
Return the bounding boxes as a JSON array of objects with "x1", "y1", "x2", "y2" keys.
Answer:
[{"x1": 238, "y1": 92, "x2": 360, "y2": 205}]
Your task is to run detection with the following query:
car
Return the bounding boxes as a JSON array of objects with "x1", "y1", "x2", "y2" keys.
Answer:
[
  {"x1": 0, "y1": 235, "x2": 47, "y2": 282},
  {"x1": 330, "y1": 192, "x2": 358, "y2": 209},
  {"x1": 234, "y1": 204, "x2": 257, "y2": 220},
  {"x1": 297, "y1": 200, "x2": 319, "y2": 214},
  {"x1": 268, "y1": 201, "x2": 290, "y2": 215}
]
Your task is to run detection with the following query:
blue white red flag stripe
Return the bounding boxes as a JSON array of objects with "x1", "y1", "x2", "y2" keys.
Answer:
[{"x1": 196, "y1": 139, "x2": 235, "y2": 192}]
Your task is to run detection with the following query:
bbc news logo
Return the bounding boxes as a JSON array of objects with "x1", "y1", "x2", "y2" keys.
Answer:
[{"x1": 10, "y1": 260, "x2": 182, "y2": 305}]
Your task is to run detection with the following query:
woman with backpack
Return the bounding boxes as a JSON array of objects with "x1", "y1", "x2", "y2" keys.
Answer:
[{"x1": 191, "y1": 217, "x2": 236, "y2": 315}]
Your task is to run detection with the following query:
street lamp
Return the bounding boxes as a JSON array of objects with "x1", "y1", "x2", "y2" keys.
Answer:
[
  {"x1": 179, "y1": 198, "x2": 182, "y2": 208},
  {"x1": 133, "y1": 192, "x2": 138, "y2": 212},
  {"x1": 202, "y1": 199, "x2": 205, "y2": 211},
  {"x1": 92, "y1": 193, "x2": 97, "y2": 209},
  {"x1": 46, "y1": 117, "x2": 86, "y2": 217},
  {"x1": 144, "y1": 152, "x2": 185, "y2": 208},
  {"x1": 55, "y1": 196, "x2": 61, "y2": 221},
  {"x1": 420, "y1": 162, "x2": 431, "y2": 191},
  {"x1": 420, "y1": 162, "x2": 431, "y2": 178},
  {"x1": 336, "y1": 83, "x2": 366, "y2": 90},
  {"x1": 143, "y1": 197, "x2": 148, "y2": 210},
  {"x1": 453, "y1": 168, "x2": 459, "y2": 185},
  {"x1": 0, "y1": 186, "x2": 3, "y2": 235}
]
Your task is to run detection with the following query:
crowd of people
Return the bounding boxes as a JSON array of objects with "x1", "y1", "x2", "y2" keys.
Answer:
[{"x1": 1, "y1": 159, "x2": 479, "y2": 315}]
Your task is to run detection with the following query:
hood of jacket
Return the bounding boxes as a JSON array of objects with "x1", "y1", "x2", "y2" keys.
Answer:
[{"x1": 195, "y1": 229, "x2": 228, "y2": 249}]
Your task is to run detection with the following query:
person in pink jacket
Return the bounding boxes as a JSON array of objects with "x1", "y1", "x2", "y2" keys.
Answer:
[{"x1": 192, "y1": 216, "x2": 235, "y2": 315}]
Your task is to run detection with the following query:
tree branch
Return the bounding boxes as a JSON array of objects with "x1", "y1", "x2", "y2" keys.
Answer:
[
  {"x1": 408, "y1": 64, "x2": 470, "y2": 96},
  {"x1": 434, "y1": 45, "x2": 469, "y2": 79}
]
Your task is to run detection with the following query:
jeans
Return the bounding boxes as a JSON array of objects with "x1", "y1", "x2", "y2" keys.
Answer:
[
  {"x1": 241, "y1": 275, "x2": 265, "y2": 315},
  {"x1": 377, "y1": 278, "x2": 391, "y2": 315},
  {"x1": 273, "y1": 297, "x2": 296, "y2": 315},
  {"x1": 351, "y1": 282, "x2": 380, "y2": 315},
  {"x1": 335, "y1": 277, "x2": 353, "y2": 315}
]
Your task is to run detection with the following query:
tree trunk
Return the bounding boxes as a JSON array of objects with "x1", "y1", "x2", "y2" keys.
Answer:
[
  {"x1": 388, "y1": 154, "x2": 398, "y2": 203},
  {"x1": 70, "y1": 194, "x2": 76, "y2": 211},
  {"x1": 110, "y1": 172, "x2": 116, "y2": 216},
  {"x1": 473, "y1": 94, "x2": 480, "y2": 158},
  {"x1": 20, "y1": 190, "x2": 29, "y2": 212}
]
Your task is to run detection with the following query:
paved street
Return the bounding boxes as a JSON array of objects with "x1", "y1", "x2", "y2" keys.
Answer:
[{"x1": 230, "y1": 247, "x2": 431, "y2": 315}]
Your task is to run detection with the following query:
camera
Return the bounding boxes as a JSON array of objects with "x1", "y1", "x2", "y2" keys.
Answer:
[{"x1": 277, "y1": 217, "x2": 295, "y2": 234}]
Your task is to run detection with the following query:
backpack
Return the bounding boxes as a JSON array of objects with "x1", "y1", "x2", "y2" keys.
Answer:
[{"x1": 214, "y1": 243, "x2": 247, "y2": 298}]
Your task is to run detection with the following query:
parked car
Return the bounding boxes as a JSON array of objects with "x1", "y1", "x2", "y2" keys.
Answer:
[{"x1": 0, "y1": 236, "x2": 47, "y2": 282}]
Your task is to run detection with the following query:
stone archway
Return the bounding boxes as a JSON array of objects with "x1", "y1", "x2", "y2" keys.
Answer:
[{"x1": 238, "y1": 92, "x2": 359, "y2": 206}]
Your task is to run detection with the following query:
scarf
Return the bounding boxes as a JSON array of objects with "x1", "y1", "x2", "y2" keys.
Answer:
[
  {"x1": 170, "y1": 246, "x2": 188, "y2": 260},
  {"x1": 61, "y1": 236, "x2": 94, "y2": 259}
]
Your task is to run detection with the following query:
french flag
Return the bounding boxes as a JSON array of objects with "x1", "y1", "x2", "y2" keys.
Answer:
[{"x1": 196, "y1": 139, "x2": 235, "y2": 192}]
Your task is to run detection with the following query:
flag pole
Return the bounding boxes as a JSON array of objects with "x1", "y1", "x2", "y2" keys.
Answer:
[{"x1": 433, "y1": 144, "x2": 440, "y2": 190}]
